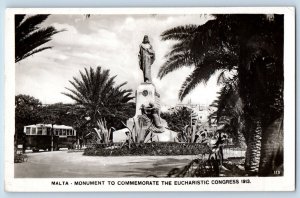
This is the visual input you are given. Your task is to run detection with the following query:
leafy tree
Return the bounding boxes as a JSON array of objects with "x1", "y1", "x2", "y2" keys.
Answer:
[
  {"x1": 63, "y1": 66, "x2": 135, "y2": 131},
  {"x1": 15, "y1": 14, "x2": 60, "y2": 63},
  {"x1": 15, "y1": 94, "x2": 43, "y2": 147},
  {"x1": 41, "y1": 103, "x2": 94, "y2": 142},
  {"x1": 161, "y1": 106, "x2": 192, "y2": 141},
  {"x1": 15, "y1": 96, "x2": 79, "y2": 149},
  {"x1": 159, "y1": 14, "x2": 284, "y2": 175},
  {"x1": 40, "y1": 103, "x2": 78, "y2": 126},
  {"x1": 39, "y1": 103, "x2": 90, "y2": 149}
]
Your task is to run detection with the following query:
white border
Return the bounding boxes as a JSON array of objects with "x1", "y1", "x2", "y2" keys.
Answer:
[{"x1": 4, "y1": 7, "x2": 295, "y2": 192}]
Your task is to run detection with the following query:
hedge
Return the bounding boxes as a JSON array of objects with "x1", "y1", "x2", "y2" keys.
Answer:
[{"x1": 83, "y1": 142, "x2": 211, "y2": 156}]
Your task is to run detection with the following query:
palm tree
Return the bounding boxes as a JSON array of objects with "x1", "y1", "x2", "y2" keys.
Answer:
[
  {"x1": 159, "y1": 14, "x2": 284, "y2": 176},
  {"x1": 63, "y1": 66, "x2": 135, "y2": 131},
  {"x1": 158, "y1": 16, "x2": 239, "y2": 101},
  {"x1": 209, "y1": 75, "x2": 245, "y2": 147},
  {"x1": 15, "y1": 14, "x2": 61, "y2": 63}
]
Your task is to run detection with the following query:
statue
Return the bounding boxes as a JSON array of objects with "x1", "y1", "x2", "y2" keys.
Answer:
[
  {"x1": 138, "y1": 35, "x2": 155, "y2": 83},
  {"x1": 126, "y1": 35, "x2": 178, "y2": 143},
  {"x1": 140, "y1": 103, "x2": 163, "y2": 129},
  {"x1": 138, "y1": 103, "x2": 164, "y2": 142}
]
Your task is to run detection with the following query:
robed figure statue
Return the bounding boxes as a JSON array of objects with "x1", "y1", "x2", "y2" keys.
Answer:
[{"x1": 138, "y1": 35, "x2": 155, "y2": 83}]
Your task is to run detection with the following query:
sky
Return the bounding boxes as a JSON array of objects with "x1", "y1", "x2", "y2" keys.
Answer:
[{"x1": 15, "y1": 14, "x2": 221, "y2": 107}]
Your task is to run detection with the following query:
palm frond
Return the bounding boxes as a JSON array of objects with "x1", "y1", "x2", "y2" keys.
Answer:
[
  {"x1": 15, "y1": 14, "x2": 61, "y2": 63},
  {"x1": 161, "y1": 25, "x2": 198, "y2": 41},
  {"x1": 64, "y1": 66, "x2": 135, "y2": 128},
  {"x1": 15, "y1": 14, "x2": 25, "y2": 28},
  {"x1": 16, "y1": 14, "x2": 50, "y2": 37},
  {"x1": 16, "y1": 46, "x2": 52, "y2": 62},
  {"x1": 165, "y1": 40, "x2": 191, "y2": 58},
  {"x1": 158, "y1": 53, "x2": 194, "y2": 79},
  {"x1": 178, "y1": 62, "x2": 219, "y2": 101},
  {"x1": 16, "y1": 26, "x2": 61, "y2": 62}
]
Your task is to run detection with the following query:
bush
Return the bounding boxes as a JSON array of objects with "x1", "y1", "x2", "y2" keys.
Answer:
[
  {"x1": 14, "y1": 153, "x2": 28, "y2": 163},
  {"x1": 83, "y1": 142, "x2": 210, "y2": 156}
]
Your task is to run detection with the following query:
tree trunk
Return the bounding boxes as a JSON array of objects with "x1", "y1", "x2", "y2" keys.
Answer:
[
  {"x1": 245, "y1": 119, "x2": 262, "y2": 175},
  {"x1": 258, "y1": 116, "x2": 283, "y2": 176},
  {"x1": 236, "y1": 117, "x2": 247, "y2": 148}
]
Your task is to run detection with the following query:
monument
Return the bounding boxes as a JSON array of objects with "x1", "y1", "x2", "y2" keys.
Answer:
[
  {"x1": 135, "y1": 35, "x2": 160, "y2": 115},
  {"x1": 126, "y1": 35, "x2": 177, "y2": 143}
]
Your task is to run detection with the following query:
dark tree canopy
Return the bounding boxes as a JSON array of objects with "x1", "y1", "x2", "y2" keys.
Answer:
[
  {"x1": 161, "y1": 106, "x2": 192, "y2": 132},
  {"x1": 15, "y1": 94, "x2": 43, "y2": 144},
  {"x1": 15, "y1": 94, "x2": 43, "y2": 127},
  {"x1": 159, "y1": 14, "x2": 284, "y2": 175}
]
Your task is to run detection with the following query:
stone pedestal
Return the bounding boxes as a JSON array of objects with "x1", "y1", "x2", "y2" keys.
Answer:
[
  {"x1": 135, "y1": 83, "x2": 160, "y2": 115},
  {"x1": 127, "y1": 83, "x2": 160, "y2": 142},
  {"x1": 126, "y1": 82, "x2": 178, "y2": 143}
]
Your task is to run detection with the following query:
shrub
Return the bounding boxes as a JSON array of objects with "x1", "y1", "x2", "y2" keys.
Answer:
[{"x1": 83, "y1": 142, "x2": 210, "y2": 156}]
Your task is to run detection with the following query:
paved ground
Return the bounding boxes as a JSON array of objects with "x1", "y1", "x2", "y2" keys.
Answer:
[
  {"x1": 15, "y1": 151, "x2": 198, "y2": 178},
  {"x1": 15, "y1": 148, "x2": 245, "y2": 178}
]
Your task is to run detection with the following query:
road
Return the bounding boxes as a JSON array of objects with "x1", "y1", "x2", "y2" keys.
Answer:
[{"x1": 15, "y1": 151, "x2": 197, "y2": 178}]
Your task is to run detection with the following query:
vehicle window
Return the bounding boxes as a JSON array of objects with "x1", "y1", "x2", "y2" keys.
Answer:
[
  {"x1": 46, "y1": 128, "x2": 51, "y2": 135},
  {"x1": 31, "y1": 128, "x2": 36, "y2": 135},
  {"x1": 37, "y1": 127, "x2": 43, "y2": 135},
  {"x1": 26, "y1": 127, "x2": 30, "y2": 135},
  {"x1": 59, "y1": 129, "x2": 62, "y2": 135},
  {"x1": 63, "y1": 129, "x2": 66, "y2": 136}
]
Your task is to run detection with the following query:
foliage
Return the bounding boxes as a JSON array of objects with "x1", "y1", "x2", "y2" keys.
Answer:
[
  {"x1": 161, "y1": 106, "x2": 192, "y2": 132},
  {"x1": 209, "y1": 74, "x2": 245, "y2": 146},
  {"x1": 85, "y1": 119, "x2": 115, "y2": 144},
  {"x1": 15, "y1": 14, "x2": 61, "y2": 63},
  {"x1": 63, "y1": 66, "x2": 135, "y2": 130},
  {"x1": 165, "y1": 157, "x2": 249, "y2": 177},
  {"x1": 15, "y1": 94, "x2": 43, "y2": 125},
  {"x1": 15, "y1": 94, "x2": 43, "y2": 144},
  {"x1": 39, "y1": 103, "x2": 77, "y2": 125},
  {"x1": 15, "y1": 95, "x2": 88, "y2": 141},
  {"x1": 159, "y1": 14, "x2": 284, "y2": 175},
  {"x1": 158, "y1": 16, "x2": 238, "y2": 101},
  {"x1": 14, "y1": 153, "x2": 28, "y2": 163},
  {"x1": 166, "y1": 158, "x2": 220, "y2": 177},
  {"x1": 84, "y1": 142, "x2": 210, "y2": 156}
]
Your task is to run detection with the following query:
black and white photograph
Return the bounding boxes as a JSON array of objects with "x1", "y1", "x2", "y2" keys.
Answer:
[{"x1": 4, "y1": 8, "x2": 295, "y2": 191}]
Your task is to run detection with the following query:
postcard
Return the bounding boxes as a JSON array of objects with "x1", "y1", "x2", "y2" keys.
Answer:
[{"x1": 5, "y1": 7, "x2": 295, "y2": 191}]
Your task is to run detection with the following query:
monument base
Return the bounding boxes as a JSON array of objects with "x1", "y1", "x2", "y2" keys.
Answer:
[
  {"x1": 134, "y1": 83, "x2": 160, "y2": 115},
  {"x1": 126, "y1": 116, "x2": 177, "y2": 143},
  {"x1": 126, "y1": 82, "x2": 177, "y2": 143}
]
